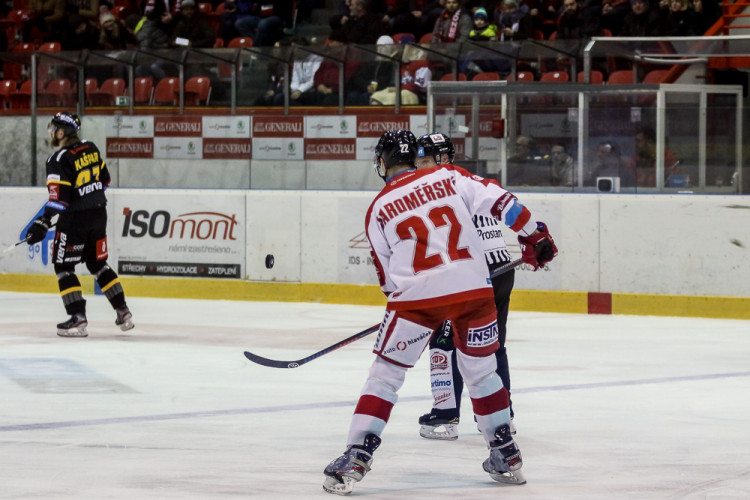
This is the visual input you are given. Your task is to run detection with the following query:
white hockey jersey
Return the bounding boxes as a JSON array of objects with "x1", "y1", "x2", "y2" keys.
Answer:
[{"x1": 365, "y1": 164, "x2": 537, "y2": 310}]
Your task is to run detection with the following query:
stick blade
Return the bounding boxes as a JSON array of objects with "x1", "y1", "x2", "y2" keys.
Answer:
[{"x1": 244, "y1": 351, "x2": 301, "y2": 369}]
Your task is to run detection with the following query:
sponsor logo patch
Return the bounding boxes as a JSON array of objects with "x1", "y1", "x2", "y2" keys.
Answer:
[{"x1": 466, "y1": 321, "x2": 498, "y2": 348}]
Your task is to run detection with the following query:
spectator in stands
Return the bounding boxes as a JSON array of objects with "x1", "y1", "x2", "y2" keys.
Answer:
[
  {"x1": 469, "y1": 7, "x2": 499, "y2": 40},
  {"x1": 271, "y1": 36, "x2": 323, "y2": 106},
  {"x1": 28, "y1": 0, "x2": 65, "y2": 41},
  {"x1": 494, "y1": 0, "x2": 535, "y2": 40},
  {"x1": 370, "y1": 55, "x2": 431, "y2": 105},
  {"x1": 586, "y1": 141, "x2": 634, "y2": 187},
  {"x1": 296, "y1": 30, "x2": 360, "y2": 106},
  {"x1": 412, "y1": 1, "x2": 447, "y2": 39},
  {"x1": 465, "y1": 7, "x2": 507, "y2": 76},
  {"x1": 432, "y1": 0, "x2": 472, "y2": 42},
  {"x1": 630, "y1": 126, "x2": 679, "y2": 187},
  {"x1": 123, "y1": 13, "x2": 143, "y2": 49},
  {"x1": 601, "y1": 0, "x2": 631, "y2": 35},
  {"x1": 550, "y1": 142, "x2": 576, "y2": 187},
  {"x1": 65, "y1": 0, "x2": 101, "y2": 24},
  {"x1": 170, "y1": 0, "x2": 216, "y2": 48},
  {"x1": 507, "y1": 134, "x2": 551, "y2": 185},
  {"x1": 556, "y1": 0, "x2": 600, "y2": 39},
  {"x1": 664, "y1": 0, "x2": 700, "y2": 36},
  {"x1": 329, "y1": 0, "x2": 385, "y2": 45},
  {"x1": 219, "y1": 0, "x2": 252, "y2": 41},
  {"x1": 617, "y1": 0, "x2": 664, "y2": 36},
  {"x1": 692, "y1": 0, "x2": 722, "y2": 34},
  {"x1": 255, "y1": 36, "x2": 294, "y2": 106},
  {"x1": 346, "y1": 35, "x2": 398, "y2": 105},
  {"x1": 234, "y1": 0, "x2": 291, "y2": 47},
  {"x1": 137, "y1": 0, "x2": 175, "y2": 49},
  {"x1": 98, "y1": 12, "x2": 127, "y2": 50},
  {"x1": 383, "y1": 0, "x2": 418, "y2": 37},
  {"x1": 61, "y1": 13, "x2": 100, "y2": 50}
]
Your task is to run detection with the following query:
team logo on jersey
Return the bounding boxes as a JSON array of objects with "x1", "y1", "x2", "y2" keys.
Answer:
[{"x1": 467, "y1": 321, "x2": 498, "y2": 348}]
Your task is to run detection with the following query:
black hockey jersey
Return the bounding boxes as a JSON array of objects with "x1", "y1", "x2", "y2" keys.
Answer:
[{"x1": 44, "y1": 140, "x2": 111, "y2": 217}]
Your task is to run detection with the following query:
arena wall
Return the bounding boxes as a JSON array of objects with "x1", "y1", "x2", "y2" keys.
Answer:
[{"x1": 1, "y1": 188, "x2": 748, "y2": 319}]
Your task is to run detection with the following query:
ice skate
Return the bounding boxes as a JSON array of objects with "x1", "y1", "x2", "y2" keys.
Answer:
[
  {"x1": 323, "y1": 433, "x2": 381, "y2": 495},
  {"x1": 483, "y1": 424, "x2": 526, "y2": 485},
  {"x1": 56, "y1": 313, "x2": 88, "y2": 337},
  {"x1": 419, "y1": 410, "x2": 459, "y2": 440},
  {"x1": 476, "y1": 415, "x2": 516, "y2": 435},
  {"x1": 115, "y1": 307, "x2": 134, "y2": 332}
]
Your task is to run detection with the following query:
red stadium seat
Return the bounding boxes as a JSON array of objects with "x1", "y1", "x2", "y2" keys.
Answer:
[
  {"x1": 153, "y1": 77, "x2": 180, "y2": 105},
  {"x1": 133, "y1": 76, "x2": 154, "y2": 105},
  {"x1": 184, "y1": 76, "x2": 212, "y2": 105},
  {"x1": 89, "y1": 77, "x2": 127, "y2": 106}
]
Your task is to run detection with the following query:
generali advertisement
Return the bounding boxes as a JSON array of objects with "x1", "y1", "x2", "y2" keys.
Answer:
[
  {"x1": 113, "y1": 192, "x2": 245, "y2": 279},
  {"x1": 104, "y1": 114, "x2": 499, "y2": 161}
]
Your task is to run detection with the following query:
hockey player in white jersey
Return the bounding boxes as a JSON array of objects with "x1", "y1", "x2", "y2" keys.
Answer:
[
  {"x1": 323, "y1": 130, "x2": 557, "y2": 495},
  {"x1": 414, "y1": 132, "x2": 556, "y2": 440}
]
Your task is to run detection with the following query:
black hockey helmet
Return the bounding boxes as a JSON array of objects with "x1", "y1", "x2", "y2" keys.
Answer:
[
  {"x1": 417, "y1": 133, "x2": 455, "y2": 164},
  {"x1": 373, "y1": 130, "x2": 417, "y2": 181},
  {"x1": 48, "y1": 111, "x2": 81, "y2": 138}
]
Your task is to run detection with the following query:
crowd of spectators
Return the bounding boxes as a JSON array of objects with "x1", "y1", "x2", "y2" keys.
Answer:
[
  {"x1": 2, "y1": 0, "x2": 302, "y2": 52},
  {"x1": 1, "y1": 0, "x2": 724, "y2": 54},
  {"x1": 0, "y1": 0, "x2": 726, "y2": 107}
]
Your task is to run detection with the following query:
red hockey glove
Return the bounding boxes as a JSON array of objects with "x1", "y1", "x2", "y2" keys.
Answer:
[{"x1": 518, "y1": 222, "x2": 558, "y2": 271}]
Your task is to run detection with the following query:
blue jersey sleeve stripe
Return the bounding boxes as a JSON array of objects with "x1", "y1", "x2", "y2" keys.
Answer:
[{"x1": 504, "y1": 200, "x2": 523, "y2": 227}]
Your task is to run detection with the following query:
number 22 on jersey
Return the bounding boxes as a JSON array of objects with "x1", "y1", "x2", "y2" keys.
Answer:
[{"x1": 395, "y1": 206, "x2": 472, "y2": 274}]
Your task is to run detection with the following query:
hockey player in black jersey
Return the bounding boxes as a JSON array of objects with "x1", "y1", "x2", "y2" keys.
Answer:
[
  {"x1": 25, "y1": 112, "x2": 134, "y2": 337},
  {"x1": 414, "y1": 133, "x2": 556, "y2": 440}
]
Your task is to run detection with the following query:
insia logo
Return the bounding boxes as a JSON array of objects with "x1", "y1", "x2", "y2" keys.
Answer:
[
  {"x1": 431, "y1": 352, "x2": 448, "y2": 370},
  {"x1": 466, "y1": 321, "x2": 498, "y2": 348},
  {"x1": 122, "y1": 208, "x2": 239, "y2": 240}
]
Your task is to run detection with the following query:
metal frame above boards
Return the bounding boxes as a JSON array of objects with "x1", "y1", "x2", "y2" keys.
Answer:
[{"x1": 427, "y1": 80, "x2": 743, "y2": 192}]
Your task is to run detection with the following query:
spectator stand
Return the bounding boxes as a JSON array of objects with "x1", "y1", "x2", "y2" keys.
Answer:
[
  {"x1": 462, "y1": 38, "x2": 578, "y2": 82},
  {"x1": 581, "y1": 35, "x2": 718, "y2": 85},
  {"x1": 291, "y1": 41, "x2": 350, "y2": 114},
  {"x1": 346, "y1": 42, "x2": 404, "y2": 110}
]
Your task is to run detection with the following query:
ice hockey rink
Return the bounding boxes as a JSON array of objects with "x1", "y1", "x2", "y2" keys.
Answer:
[{"x1": 1, "y1": 290, "x2": 748, "y2": 499}]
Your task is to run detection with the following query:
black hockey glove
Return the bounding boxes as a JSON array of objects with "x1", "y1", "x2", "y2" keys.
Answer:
[{"x1": 26, "y1": 216, "x2": 51, "y2": 245}]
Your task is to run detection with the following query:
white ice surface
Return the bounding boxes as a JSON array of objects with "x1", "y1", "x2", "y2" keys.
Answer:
[{"x1": 1, "y1": 291, "x2": 749, "y2": 499}]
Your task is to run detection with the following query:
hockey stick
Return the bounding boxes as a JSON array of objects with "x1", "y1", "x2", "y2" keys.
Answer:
[
  {"x1": 244, "y1": 323, "x2": 381, "y2": 368},
  {"x1": 243, "y1": 259, "x2": 524, "y2": 369},
  {"x1": 489, "y1": 257, "x2": 523, "y2": 278},
  {"x1": 3, "y1": 236, "x2": 31, "y2": 253}
]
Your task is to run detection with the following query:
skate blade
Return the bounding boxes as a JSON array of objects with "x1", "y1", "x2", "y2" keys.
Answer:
[
  {"x1": 57, "y1": 325, "x2": 88, "y2": 338},
  {"x1": 488, "y1": 468, "x2": 526, "y2": 485},
  {"x1": 323, "y1": 475, "x2": 355, "y2": 495},
  {"x1": 419, "y1": 423, "x2": 459, "y2": 440},
  {"x1": 118, "y1": 320, "x2": 134, "y2": 332}
]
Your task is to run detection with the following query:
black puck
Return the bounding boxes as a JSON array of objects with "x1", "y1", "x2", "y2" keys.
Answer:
[{"x1": 265, "y1": 254, "x2": 275, "y2": 269}]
